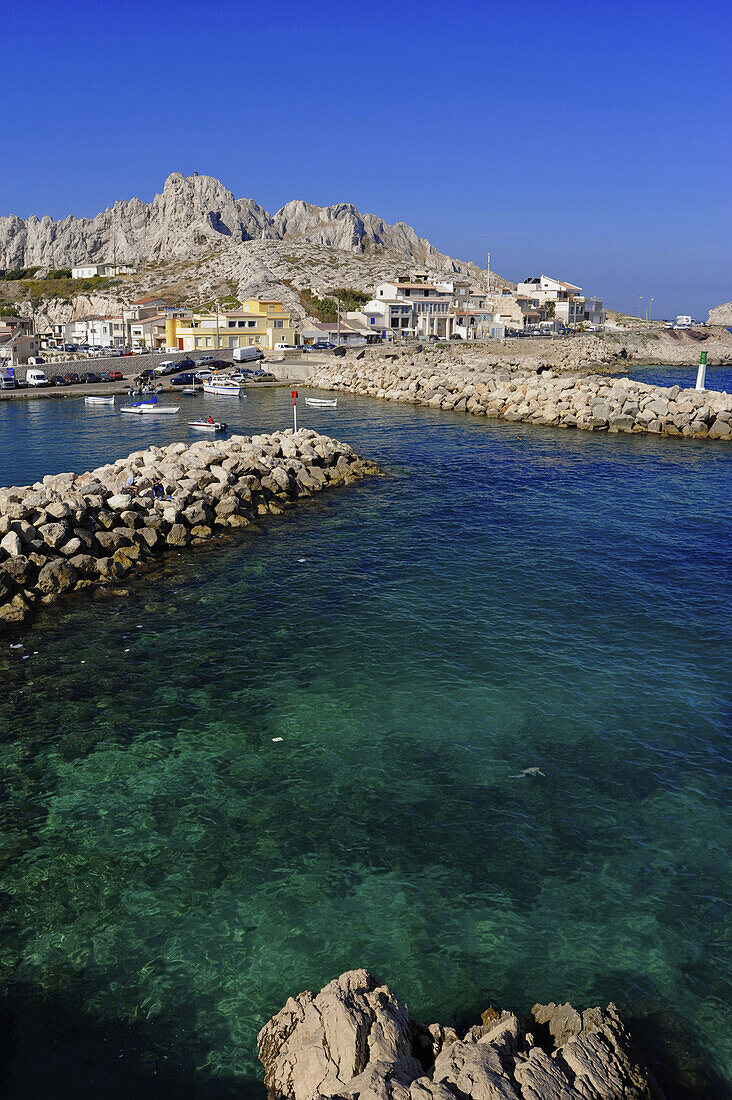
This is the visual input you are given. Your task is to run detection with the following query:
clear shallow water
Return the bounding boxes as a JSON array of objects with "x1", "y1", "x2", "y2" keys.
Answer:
[{"x1": 0, "y1": 391, "x2": 730, "y2": 1097}]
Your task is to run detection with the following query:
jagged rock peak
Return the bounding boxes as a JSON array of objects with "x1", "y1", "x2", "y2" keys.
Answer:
[{"x1": 0, "y1": 173, "x2": 472, "y2": 274}]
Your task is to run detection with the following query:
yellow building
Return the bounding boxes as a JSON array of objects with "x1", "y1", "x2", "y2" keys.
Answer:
[{"x1": 165, "y1": 299, "x2": 296, "y2": 352}]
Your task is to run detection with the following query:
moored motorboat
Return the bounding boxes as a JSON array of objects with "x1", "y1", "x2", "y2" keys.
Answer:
[
  {"x1": 189, "y1": 419, "x2": 228, "y2": 432},
  {"x1": 305, "y1": 397, "x2": 338, "y2": 408},
  {"x1": 84, "y1": 395, "x2": 115, "y2": 405},
  {"x1": 121, "y1": 401, "x2": 180, "y2": 415},
  {"x1": 202, "y1": 379, "x2": 244, "y2": 397}
]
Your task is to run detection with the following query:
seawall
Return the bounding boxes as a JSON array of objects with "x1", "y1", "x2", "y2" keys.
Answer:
[
  {"x1": 0, "y1": 430, "x2": 378, "y2": 626},
  {"x1": 310, "y1": 352, "x2": 732, "y2": 440}
]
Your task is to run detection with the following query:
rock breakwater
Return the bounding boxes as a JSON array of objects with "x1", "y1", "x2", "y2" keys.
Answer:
[
  {"x1": 258, "y1": 969, "x2": 663, "y2": 1100},
  {"x1": 311, "y1": 353, "x2": 732, "y2": 440},
  {"x1": 0, "y1": 430, "x2": 378, "y2": 626}
]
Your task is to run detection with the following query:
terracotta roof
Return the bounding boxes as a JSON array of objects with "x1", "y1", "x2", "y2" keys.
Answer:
[{"x1": 131, "y1": 296, "x2": 167, "y2": 305}]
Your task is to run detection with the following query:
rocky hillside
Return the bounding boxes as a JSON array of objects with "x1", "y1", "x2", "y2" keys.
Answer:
[
  {"x1": 0, "y1": 172, "x2": 503, "y2": 330},
  {"x1": 708, "y1": 300, "x2": 732, "y2": 325},
  {"x1": 0, "y1": 172, "x2": 483, "y2": 276}
]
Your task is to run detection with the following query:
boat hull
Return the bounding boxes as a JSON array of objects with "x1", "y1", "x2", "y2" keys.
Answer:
[
  {"x1": 202, "y1": 382, "x2": 243, "y2": 397},
  {"x1": 189, "y1": 421, "x2": 227, "y2": 432},
  {"x1": 121, "y1": 404, "x2": 180, "y2": 415}
]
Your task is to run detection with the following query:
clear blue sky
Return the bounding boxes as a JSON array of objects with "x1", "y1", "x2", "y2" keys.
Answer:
[{"x1": 3, "y1": 0, "x2": 730, "y2": 318}]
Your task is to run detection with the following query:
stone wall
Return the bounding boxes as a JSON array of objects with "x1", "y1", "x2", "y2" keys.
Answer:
[
  {"x1": 0, "y1": 431, "x2": 378, "y2": 625},
  {"x1": 33, "y1": 348, "x2": 237, "y2": 381},
  {"x1": 310, "y1": 352, "x2": 732, "y2": 440}
]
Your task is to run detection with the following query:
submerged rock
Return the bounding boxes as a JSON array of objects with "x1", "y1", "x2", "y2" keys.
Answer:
[{"x1": 258, "y1": 970, "x2": 663, "y2": 1100}]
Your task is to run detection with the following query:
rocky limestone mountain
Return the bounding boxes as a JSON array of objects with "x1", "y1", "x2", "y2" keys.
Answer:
[
  {"x1": 0, "y1": 172, "x2": 477, "y2": 275},
  {"x1": 708, "y1": 300, "x2": 732, "y2": 325}
]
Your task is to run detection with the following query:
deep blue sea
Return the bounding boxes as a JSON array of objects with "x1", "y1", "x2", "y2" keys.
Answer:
[{"x1": 0, "y1": 378, "x2": 730, "y2": 1098}]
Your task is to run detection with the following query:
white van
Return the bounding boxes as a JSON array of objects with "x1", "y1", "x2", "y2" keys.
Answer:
[
  {"x1": 26, "y1": 368, "x2": 50, "y2": 386},
  {"x1": 154, "y1": 359, "x2": 176, "y2": 374},
  {"x1": 233, "y1": 346, "x2": 264, "y2": 363}
]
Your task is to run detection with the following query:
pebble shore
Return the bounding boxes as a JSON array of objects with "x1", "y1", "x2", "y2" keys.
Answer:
[
  {"x1": 311, "y1": 352, "x2": 732, "y2": 440},
  {"x1": 0, "y1": 430, "x2": 378, "y2": 626}
]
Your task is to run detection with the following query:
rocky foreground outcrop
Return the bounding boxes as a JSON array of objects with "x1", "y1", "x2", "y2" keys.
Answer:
[
  {"x1": 0, "y1": 430, "x2": 377, "y2": 626},
  {"x1": 258, "y1": 970, "x2": 663, "y2": 1100},
  {"x1": 311, "y1": 352, "x2": 732, "y2": 441}
]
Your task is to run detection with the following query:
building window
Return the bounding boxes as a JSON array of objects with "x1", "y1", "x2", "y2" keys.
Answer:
[
  {"x1": 274, "y1": 319, "x2": 283, "y2": 329},
  {"x1": 206, "y1": 337, "x2": 212, "y2": 347},
  {"x1": 248, "y1": 320, "x2": 256, "y2": 328},
  {"x1": 195, "y1": 337, "x2": 203, "y2": 348}
]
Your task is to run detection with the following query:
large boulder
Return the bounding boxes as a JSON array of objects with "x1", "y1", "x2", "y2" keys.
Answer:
[
  {"x1": 36, "y1": 558, "x2": 78, "y2": 596},
  {"x1": 258, "y1": 971, "x2": 663, "y2": 1100}
]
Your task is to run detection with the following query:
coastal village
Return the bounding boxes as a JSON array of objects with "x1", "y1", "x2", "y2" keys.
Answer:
[{"x1": 0, "y1": 265, "x2": 610, "y2": 367}]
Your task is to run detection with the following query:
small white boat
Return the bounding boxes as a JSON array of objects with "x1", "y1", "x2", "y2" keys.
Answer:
[
  {"x1": 305, "y1": 397, "x2": 338, "y2": 408},
  {"x1": 121, "y1": 401, "x2": 180, "y2": 415},
  {"x1": 203, "y1": 380, "x2": 244, "y2": 397},
  {"x1": 85, "y1": 395, "x2": 115, "y2": 405},
  {"x1": 181, "y1": 385, "x2": 199, "y2": 395},
  {"x1": 189, "y1": 419, "x2": 228, "y2": 432}
]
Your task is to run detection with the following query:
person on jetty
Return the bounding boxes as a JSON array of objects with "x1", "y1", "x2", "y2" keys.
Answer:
[
  {"x1": 125, "y1": 472, "x2": 138, "y2": 496},
  {"x1": 151, "y1": 475, "x2": 165, "y2": 499}
]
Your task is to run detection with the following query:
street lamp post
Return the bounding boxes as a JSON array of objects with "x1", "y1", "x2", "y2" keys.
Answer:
[
  {"x1": 639, "y1": 295, "x2": 643, "y2": 320},
  {"x1": 649, "y1": 297, "x2": 654, "y2": 322}
]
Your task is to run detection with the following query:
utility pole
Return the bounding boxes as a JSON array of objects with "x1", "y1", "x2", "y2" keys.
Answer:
[
  {"x1": 638, "y1": 295, "x2": 643, "y2": 320},
  {"x1": 215, "y1": 299, "x2": 220, "y2": 350},
  {"x1": 336, "y1": 296, "x2": 341, "y2": 347},
  {"x1": 649, "y1": 297, "x2": 654, "y2": 322}
]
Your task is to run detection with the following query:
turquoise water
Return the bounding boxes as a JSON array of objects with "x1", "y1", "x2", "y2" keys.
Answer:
[{"x1": 0, "y1": 390, "x2": 730, "y2": 1097}]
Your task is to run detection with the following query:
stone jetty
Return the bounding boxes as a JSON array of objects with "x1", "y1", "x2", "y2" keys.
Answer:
[
  {"x1": 0, "y1": 430, "x2": 378, "y2": 626},
  {"x1": 311, "y1": 351, "x2": 732, "y2": 440},
  {"x1": 258, "y1": 970, "x2": 664, "y2": 1100}
]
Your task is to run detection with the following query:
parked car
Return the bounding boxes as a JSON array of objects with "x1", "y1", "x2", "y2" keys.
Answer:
[
  {"x1": 138, "y1": 369, "x2": 155, "y2": 381},
  {"x1": 0, "y1": 374, "x2": 18, "y2": 389},
  {"x1": 99, "y1": 372, "x2": 112, "y2": 382},
  {"x1": 63, "y1": 344, "x2": 77, "y2": 352},
  {"x1": 53, "y1": 374, "x2": 71, "y2": 386},
  {"x1": 194, "y1": 370, "x2": 213, "y2": 381},
  {"x1": 251, "y1": 370, "x2": 275, "y2": 381},
  {"x1": 170, "y1": 372, "x2": 196, "y2": 387},
  {"x1": 197, "y1": 354, "x2": 215, "y2": 365},
  {"x1": 81, "y1": 371, "x2": 100, "y2": 383},
  {"x1": 107, "y1": 370, "x2": 125, "y2": 381},
  {"x1": 449, "y1": 333, "x2": 462, "y2": 340},
  {"x1": 312, "y1": 341, "x2": 335, "y2": 350},
  {"x1": 274, "y1": 342, "x2": 298, "y2": 351},
  {"x1": 63, "y1": 372, "x2": 80, "y2": 384}
]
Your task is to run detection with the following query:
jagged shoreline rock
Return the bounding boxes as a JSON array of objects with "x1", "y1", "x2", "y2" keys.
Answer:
[
  {"x1": 310, "y1": 352, "x2": 732, "y2": 441},
  {"x1": 258, "y1": 970, "x2": 664, "y2": 1100},
  {"x1": 0, "y1": 431, "x2": 378, "y2": 627}
]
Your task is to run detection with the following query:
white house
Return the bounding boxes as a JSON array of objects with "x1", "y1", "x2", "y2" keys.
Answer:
[
  {"x1": 71, "y1": 262, "x2": 135, "y2": 279},
  {"x1": 516, "y1": 275, "x2": 585, "y2": 327}
]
